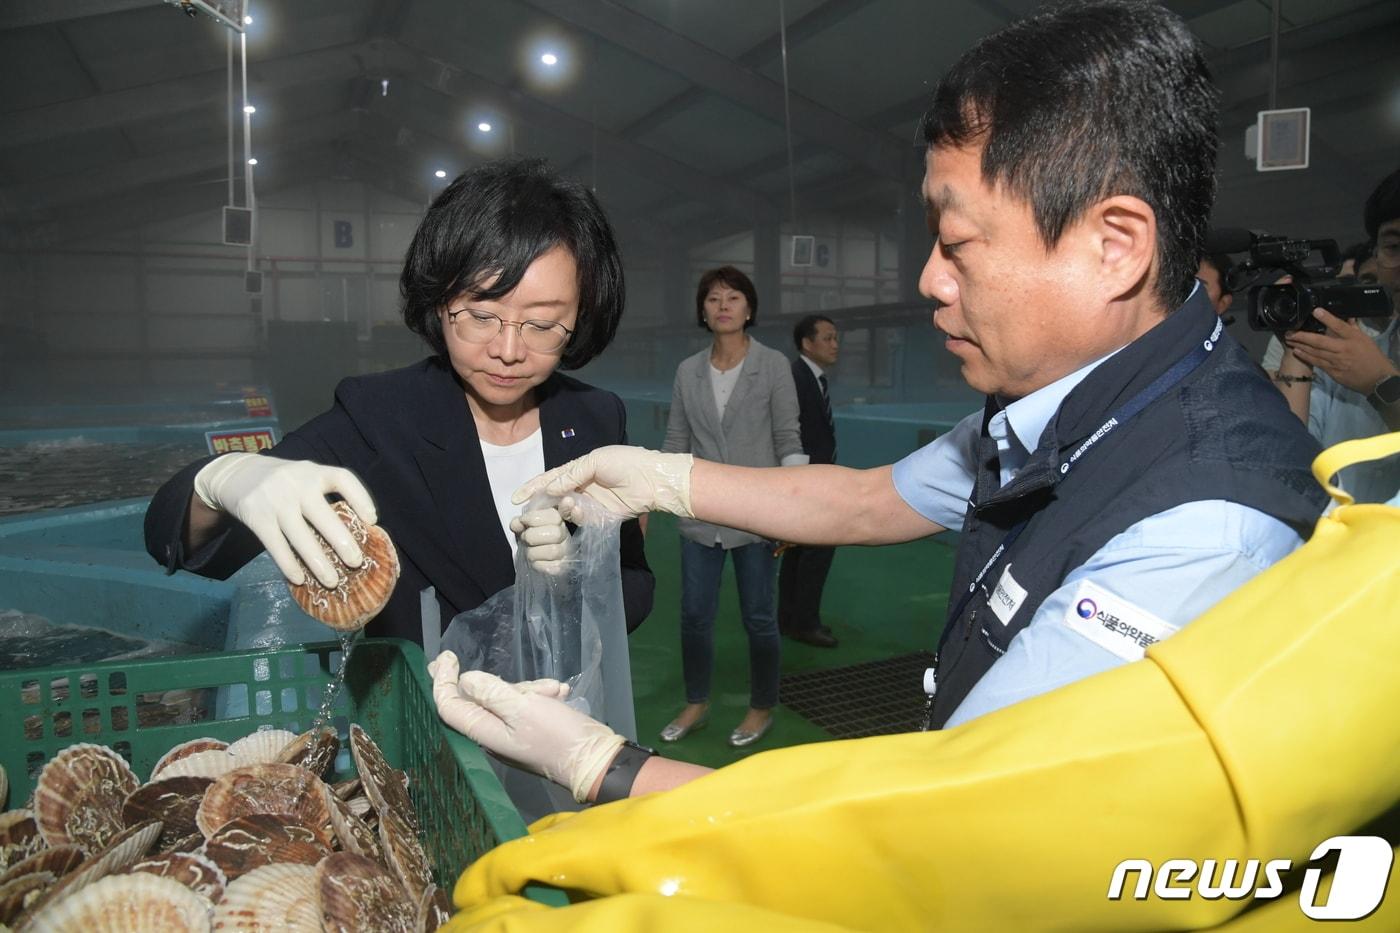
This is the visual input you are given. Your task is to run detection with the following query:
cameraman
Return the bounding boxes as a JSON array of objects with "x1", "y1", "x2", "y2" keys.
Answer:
[{"x1": 1276, "y1": 168, "x2": 1400, "y2": 503}]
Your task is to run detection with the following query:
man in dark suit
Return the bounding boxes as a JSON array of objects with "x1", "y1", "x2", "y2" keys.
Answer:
[{"x1": 778, "y1": 315, "x2": 840, "y2": 648}]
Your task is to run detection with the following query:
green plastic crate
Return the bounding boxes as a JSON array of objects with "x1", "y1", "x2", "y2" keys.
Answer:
[{"x1": 0, "y1": 637, "x2": 565, "y2": 907}]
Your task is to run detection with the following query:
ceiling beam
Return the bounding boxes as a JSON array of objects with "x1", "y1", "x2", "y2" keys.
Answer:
[
  {"x1": 516, "y1": 0, "x2": 905, "y2": 180},
  {"x1": 0, "y1": 0, "x2": 160, "y2": 30},
  {"x1": 1, "y1": 147, "x2": 340, "y2": 249},
  {"x1": 381, "y1": 38, "x2": 779, "y2": 223},
  {"x1": 611, "y1": 0, "x2": 877, "y2": 143},
  {"x1": 0, "y1": 40, "x2": 373, "y2": 149},
  {"x1": 0, "y1": 111, "x2": 360, "y2": 219},
  {"x1": 1212, "y1": 20, "x2": 1400, "y2": 111}
]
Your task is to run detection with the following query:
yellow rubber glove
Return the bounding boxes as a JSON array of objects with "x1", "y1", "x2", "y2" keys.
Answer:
[
  {"x1": 511, "y1": 446, "x2": 694, "y2": 520},
  {"x1": 447, "y1": 435, "x2": 1400, "y2": 932}
]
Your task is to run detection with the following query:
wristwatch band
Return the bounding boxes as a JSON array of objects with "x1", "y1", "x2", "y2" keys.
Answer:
[
  {"x1": 595, "y1": 740, "x2": 656, "y2": 804},
  {"x1": 1367, "y1": 374, "x2": 1400, "y2": 411}
]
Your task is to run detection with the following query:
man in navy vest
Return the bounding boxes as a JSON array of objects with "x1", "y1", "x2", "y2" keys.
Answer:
[
  {"x1": 779, "y1": 314, "x2": 841, "y2": 648},
  {"x1": 440, "y1": 1, "x2": 1330, "y2": 803}
]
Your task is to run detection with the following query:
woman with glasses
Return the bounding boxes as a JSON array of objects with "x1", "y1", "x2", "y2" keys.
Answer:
[{"x1": 144, "y1": 158, "x2": 654, "y2": 643}]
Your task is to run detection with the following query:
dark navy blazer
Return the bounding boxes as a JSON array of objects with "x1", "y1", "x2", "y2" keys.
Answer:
[
  {"x1": 144, "y1": 358, "x2": 654, "y2": 643},
  {"x1": 790, "y1": 356, "x2": 836, "y2": 465}
]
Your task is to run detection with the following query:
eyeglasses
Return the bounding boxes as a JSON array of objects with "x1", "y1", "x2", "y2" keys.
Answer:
[{"x1": 446, "y1": 308, "x2": 574, "y2": 353}]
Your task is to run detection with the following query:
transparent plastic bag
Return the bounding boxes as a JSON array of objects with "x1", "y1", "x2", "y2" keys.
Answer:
[{"x1": 440, "y1": 493, "x2": 636, "y2": 820}]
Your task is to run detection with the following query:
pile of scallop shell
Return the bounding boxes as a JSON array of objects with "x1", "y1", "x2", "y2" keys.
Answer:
[{"x1": 0, "y1": 724, "x2": 452, "y2": 931}]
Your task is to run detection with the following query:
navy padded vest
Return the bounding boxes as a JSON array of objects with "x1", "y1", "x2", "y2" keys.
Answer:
[{"x1": 930, "y1": 290, "x2": 1329, "y2": 727}]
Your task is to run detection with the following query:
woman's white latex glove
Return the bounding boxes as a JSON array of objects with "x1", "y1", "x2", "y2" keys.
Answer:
[
  {"x1": 428, "y1": 652, "x2": 624, "y2": 804},
  {"x1": 192, "y1": 452, "x2": 377, "y2": 587},
  {"x1": 512, "y1": 446, "x2": 694, "y2": 520},
  {"x1": 509, "y1": 503, "x2": 575, "y2": 574}
]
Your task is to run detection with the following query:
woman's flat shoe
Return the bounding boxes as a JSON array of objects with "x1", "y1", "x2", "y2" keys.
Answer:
[
  {"x1": 659, "y1": 713, "x2": 708, "y2": 743},
  {"x1": 728, "y1": 716, "x2": 773, "y2": 748}
]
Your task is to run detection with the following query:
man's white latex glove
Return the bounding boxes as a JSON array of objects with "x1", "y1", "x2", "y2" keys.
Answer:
[
  {"x1": 428, "y1": 651, "x2": 623, "y2": 804},
  {"x1": 512, "y1": 446, "x2": 695, "y2": 520},
  {"x1": 509, "y1": 503, "x2": 575, "y2": 574},
  {"x1": 193, "y1": 452, "x2": 377, "y2": 588}
]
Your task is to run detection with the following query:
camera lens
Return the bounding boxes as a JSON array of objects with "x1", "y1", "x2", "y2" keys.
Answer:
[{"x1": 1259, "y1": 288, "x2": 1298, "y2": 330}]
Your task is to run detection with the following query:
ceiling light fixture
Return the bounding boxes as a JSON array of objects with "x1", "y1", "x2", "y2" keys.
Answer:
[
  {"x1": 243, "y1": 104, "x2": 255, "y2": 114},
  {"x1": 435, "y1": 169, "x2": 447, "y2": 178},
  {"x1": 541, "y1": 52, "x2": 558, "y2": 66},
  {"x1": 243, "y1": 15, "x2": 252, "y2": 25},
  {"x1": 247, "y1": 157, "x2": 258, "y2": 165},
  {"x1": 477, "y1": 122, "x2": 492, "y2": 133}
]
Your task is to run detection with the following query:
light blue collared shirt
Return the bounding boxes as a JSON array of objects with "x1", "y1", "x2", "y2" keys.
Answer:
[
  {"x1": 1308, "y1": 318, "x2": 1400, "y2": 505},
  {"x1": 892, "y1": 337, "x2": 1304, "y2": 727}
]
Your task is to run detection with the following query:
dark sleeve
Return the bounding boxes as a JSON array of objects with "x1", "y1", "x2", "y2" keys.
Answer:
[
  {"x1": 613, "y1": 393, "x2": 655, "y2": 633},
  {"x1": 794, "y1": 366, "x2": 823, "y2": 456},
  {"x1": 142, "y1": 393, "x2": 363, "y2": 581}
]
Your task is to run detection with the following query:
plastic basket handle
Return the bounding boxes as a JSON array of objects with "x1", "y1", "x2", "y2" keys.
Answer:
[{"x1": 1312, "y1": 431, "x2": 1400, "y2": 507}]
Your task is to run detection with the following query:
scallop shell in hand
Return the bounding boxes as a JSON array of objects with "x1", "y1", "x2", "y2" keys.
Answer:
[
  {"x1": 24, "y1": 871, "x2": 212, "y2": 933},
  {"x1": 34, "y1": 744, "x2": 139, "y2": 854},
  {"x1": 287, "y1": 501, "x2": 399, "y2": 631}
]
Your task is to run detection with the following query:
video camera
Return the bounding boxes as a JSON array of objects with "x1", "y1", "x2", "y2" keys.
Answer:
[{"x1": 1209, "y1": 229, "x2": 1393, "y2": 335}]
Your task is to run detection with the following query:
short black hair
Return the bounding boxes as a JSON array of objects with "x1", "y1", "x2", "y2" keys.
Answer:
[
  {"x1": 695, "y1": 266, "x2": 758, "y2": 330},
  {"x1": 1340, "y1": 241, "x2": 1373, "y2": 268},
  {"x1": 918, "y1": 0, "x2": 1218, "y2": 312},
  {"x1": 1363, "y1": 168, "x2": 1400, "y2": 243},
  {"x1": 793, "y1": 314, "x2": 834, "y2": 352},
  {"x1": 1201, "y1": 253, "x2": 1232, "y2": 295},
  {"x1": 400, "y1": 157, "x2": 624, "y2": 369}
]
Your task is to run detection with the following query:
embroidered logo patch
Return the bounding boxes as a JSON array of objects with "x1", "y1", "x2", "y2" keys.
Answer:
[{"x1": 1062, "y1": 579, "x2": 1177, "y2": 662}]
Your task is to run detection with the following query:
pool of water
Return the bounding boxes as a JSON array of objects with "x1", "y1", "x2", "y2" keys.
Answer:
[
  {"x1": 0, "y1": 438, "x2": 207, "y2": 516},
  {"x1": 0, "y1": 608, "x2": 206, "y2": 670}
]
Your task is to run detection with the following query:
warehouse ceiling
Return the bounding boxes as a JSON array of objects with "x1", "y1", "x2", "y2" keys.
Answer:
[{"x1": 0, "y1": 0, "x2": 1397, "y2": 250}]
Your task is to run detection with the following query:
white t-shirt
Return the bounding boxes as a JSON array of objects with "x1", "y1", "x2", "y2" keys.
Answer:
[
  {"x1": 480, "y1": 429, "x2": 545, "y2": 557},
  {"x1": 710, "y1": 358, "x2": 745, "y2": 416}
]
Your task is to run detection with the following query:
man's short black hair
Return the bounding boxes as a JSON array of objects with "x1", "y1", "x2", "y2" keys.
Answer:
[
  {"x1": 695, "y1": 266, "x2": 758, "y2": 330},
  {"x1": 1340, "y1": 241, "x2": 1373, "y2": 268},
  {"x1": 793, "y1": 314, "x2": 835, "y2": 352},
  {"x1": 918, "y1": 0, "x2": 1218, "y2": 312},
  {"x1": 400, "y1": 157, "x2": 624, "y2": 369},
  {"x1": 1363, "y1": 168, "x2": 1400, "y2": 243},
  {"x1": 1201, "y1": 253, "x2": 1232, "y2": 295}
]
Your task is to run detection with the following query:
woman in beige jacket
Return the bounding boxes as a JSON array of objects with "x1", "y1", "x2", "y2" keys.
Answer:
[{"x1": 659, "y1": 266, "x2": 806, "y2": 748}]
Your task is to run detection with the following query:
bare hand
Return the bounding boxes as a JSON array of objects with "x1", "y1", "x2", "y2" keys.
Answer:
[{"x1": 1285, "y1": 309, "x2": 1397, "y2": 394}]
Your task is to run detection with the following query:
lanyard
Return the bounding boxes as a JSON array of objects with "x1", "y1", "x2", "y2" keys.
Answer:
[{"x1": 938, "y1": 315, "x2": 1224, "y2": 648}]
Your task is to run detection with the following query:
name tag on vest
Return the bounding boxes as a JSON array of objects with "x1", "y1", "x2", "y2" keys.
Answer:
[
  {"x1": 1062, "y1": 579, "x2": 1178, "y2": 662},
  {"x1": 989, "y1": 563, "x2": 1029, "y2": 626}
]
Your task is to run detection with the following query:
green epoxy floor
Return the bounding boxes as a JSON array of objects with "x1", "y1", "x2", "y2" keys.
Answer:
[{"x1": 627, "y1": 513, "x2": 959, "y2": 769}]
